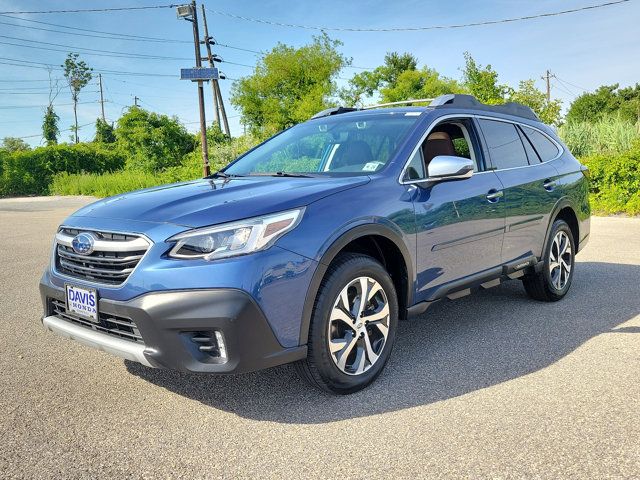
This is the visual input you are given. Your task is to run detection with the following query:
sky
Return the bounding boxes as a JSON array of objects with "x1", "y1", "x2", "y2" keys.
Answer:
[{"x1": 0, "y1": 0, "x2": 638, "y2": 146}]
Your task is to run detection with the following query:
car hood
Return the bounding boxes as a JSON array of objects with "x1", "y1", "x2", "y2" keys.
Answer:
[{"x1": 71, "y1": 176, "x2": 370, "y2": 228}]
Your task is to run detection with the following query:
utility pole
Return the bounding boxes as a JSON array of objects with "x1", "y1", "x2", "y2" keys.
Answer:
[
  {"x1": 542, "y1": 70, "x2": 552, "y2": 103},
  {"x1": 201, "y1": 4, "x2": 229, "y2": 136},
  {"x1": 187, "y1": 0, "x2": 210, "y2": 177},
  {"x1": 98, "y1": 73, "x2": 105, "y2": 121},
  {"x1": 133, "y1": 95, "x2": 139, "y2": 107}
]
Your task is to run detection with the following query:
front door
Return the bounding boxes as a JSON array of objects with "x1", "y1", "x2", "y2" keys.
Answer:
[{"x1": 407, "y1": 117, "x2": 506, "y2": 303}]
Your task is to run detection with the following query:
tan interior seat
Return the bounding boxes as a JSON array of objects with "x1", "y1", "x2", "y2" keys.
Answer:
[{"x1": 422, "y1": 131, "x2": 456, "y2": 171}]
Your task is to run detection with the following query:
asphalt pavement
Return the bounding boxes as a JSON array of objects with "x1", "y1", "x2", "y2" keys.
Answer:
[{"x1": 0, "y1": 196, "x2": 638, "y2": 479}]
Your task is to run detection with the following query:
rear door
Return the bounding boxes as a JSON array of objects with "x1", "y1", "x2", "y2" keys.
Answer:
[{"x1": 478, "y1": 118, "x2": 561, "y2": 263}]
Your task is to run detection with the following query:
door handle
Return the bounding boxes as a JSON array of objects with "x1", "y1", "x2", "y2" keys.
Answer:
[
  {"x1": 486, "y1": 189, "x2": 504, "y2": 202},
  {"x1": 543, "y1": 179, "x2": 556, "y2": 191}
]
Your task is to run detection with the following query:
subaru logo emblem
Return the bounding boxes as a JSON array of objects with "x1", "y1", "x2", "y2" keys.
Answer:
[{"x1": 71, "y1": 232, "x2": 95, "y2": 255}]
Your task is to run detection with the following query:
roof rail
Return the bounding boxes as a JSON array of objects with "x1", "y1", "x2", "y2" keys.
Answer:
[
  {"x1": 310, "y1": 106, "x2": 358, "y2": 120},
  {"x1": 361, "y1": 98, "x2": 434, "y2": 110},
  {"x1": 429, "y1": 94, "x2": 540, "y2": 121}
]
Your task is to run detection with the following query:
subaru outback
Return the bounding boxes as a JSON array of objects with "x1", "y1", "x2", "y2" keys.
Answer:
[{"x1": 40, "y1": 94, "x2": 590, "y2": 393}]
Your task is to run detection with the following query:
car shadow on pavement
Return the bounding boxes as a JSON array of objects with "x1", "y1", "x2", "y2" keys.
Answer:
[{"x1": 126, "y1": 261, "x2": 640, "y2": 424}]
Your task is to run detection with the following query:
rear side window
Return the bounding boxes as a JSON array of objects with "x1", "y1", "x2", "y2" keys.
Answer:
[
  {"x1": 521, "y1": 126, "x2": 560, "y2": 162},
  {"x1": 478, "y1": 119, "x2": 528, "y2": 170}
]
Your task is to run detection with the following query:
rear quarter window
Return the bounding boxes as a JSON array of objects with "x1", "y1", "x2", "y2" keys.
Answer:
[{"x1": 521, "y1": 126, "x2": 560, "y2": 162}]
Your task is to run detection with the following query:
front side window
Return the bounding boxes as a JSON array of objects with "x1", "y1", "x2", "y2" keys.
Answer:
[
  {"x1": 225, "y1": 113, "x2": 420, "y2": 176},
  {"x1": 521, "y1": 126, "x2": 560, "y2": 162},
  {"x1": 479, "y1": 119, "x2": 528, "y2": 170},
  {"x1": 403, "y1": 118, "x2": 481, "y2": 181}
]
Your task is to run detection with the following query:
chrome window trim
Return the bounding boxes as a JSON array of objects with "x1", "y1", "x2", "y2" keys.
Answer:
[
  {"x1": 398, "y1": 113, "x2": 564, "y2": 185},
  {"x1": 51, "y1": 226, "x2": 154, "y2": 289}
]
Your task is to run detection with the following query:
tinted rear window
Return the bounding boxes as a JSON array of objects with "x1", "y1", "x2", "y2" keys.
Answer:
[
  {"x1": 521, "y1": 126, "x2": 560, "y2": 162},
  {"x1": 479, "y1": 119, "x2": 528, "y2": 169}
]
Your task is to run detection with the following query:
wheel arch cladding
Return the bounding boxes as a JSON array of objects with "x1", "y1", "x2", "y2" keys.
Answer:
[{"x1": 298, "y1": 225, "x2": 413, "y2": 345}]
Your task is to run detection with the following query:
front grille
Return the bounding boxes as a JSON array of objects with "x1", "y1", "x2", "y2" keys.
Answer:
[
  {"x1": 49, "y1": 298, "x2": 143, "y2": 343},
  {"x1": 54, "y1": 227, "x2": 150, "y2": 286}
]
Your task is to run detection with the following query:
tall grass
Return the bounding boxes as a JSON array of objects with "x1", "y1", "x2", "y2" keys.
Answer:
[{"x1": 558, "y1": 115, "x2": 640, "y2": 158}]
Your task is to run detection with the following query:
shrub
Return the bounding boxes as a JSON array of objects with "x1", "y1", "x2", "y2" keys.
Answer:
[
  {"x1": 582, "y1": 142, "x2": 640, "y2": 215},
  {"x1": 48, "y1": 134, "x2": 260, "y2": 198},
  {"x1": 115, "y1": 107, "x2": 196, "y2": 172},
  {"x1": 558, "y1": 115, "x2": 639, "y2": 158},
  {"x1": 1, "y1": 143, "x2": 125, "y2": 196}
]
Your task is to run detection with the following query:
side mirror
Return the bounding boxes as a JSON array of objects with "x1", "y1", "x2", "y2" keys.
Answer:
[{"x1": 427, "y1": 155, "x2": 474, "y2": 181}]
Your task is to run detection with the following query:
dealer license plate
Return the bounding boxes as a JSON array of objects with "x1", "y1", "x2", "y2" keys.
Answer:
[{"x1": 65, "y1": 284, "x2": 98, "y2": 322}]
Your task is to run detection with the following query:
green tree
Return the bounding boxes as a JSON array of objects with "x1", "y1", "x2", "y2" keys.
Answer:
[
  {"x1": 231, "y1": 33, "x2": 349, "y2": 137},
  {"x1": 508, "y1": 80, "x2": 562, "y2": 125},
  {"x1": 94, "y1": 118, "x2": 116, "y2": 143},
  {"x1": 341, "y1": 52, "x2": 418, "y2": 106},
  {"x1": 42, "y1": 105, "x2": 60, "y2": 146},
  {"x1": 206, "y1": 122, "x2": 230, "y2": 145},
  {"x1": 115, "y1": 107, "x2": 195, "y2": 171},
  {"x1": 461, "y1": 52, "x2": 509, "y2": 104},
  {"x1": 1, "y1": 137, "x2": 30, "y2": 153},
  {"x1": 566, "y1": 83, "x2": 640, "y2": 123},
  {"x1": 62, "y1": 53, "x2": 93, "y2": 144},
  {"x1": 381, "y1": 67, "x2": 467, "y2": 103}
]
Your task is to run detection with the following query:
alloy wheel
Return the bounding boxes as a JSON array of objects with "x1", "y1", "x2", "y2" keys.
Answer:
[
  {"x1": 327, "y1": 276, "x2": 390, "y2": 376},
  {"x1": 548, "y1": 230, "x2": 572, "y2": 290}
]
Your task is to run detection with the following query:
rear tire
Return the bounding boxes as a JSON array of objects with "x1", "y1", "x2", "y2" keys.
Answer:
[
  {"x1": 295, "y1": 253, "x2": 398, "y2": 394},
  {"x1": 523, "y1": 219, "x2": 575, "y2": 302}
]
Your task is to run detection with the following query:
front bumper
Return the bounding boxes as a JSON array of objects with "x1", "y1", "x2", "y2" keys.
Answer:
[{"x1": 40, "y1": 278, "x2": 307, "y2": 374}]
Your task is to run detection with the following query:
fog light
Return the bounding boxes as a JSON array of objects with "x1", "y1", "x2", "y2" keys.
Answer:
[
  {"x1": 214, "y1": 331, "x2": 227, "y2": 360},
  {"x1": 189, "y1": 330, "x2": 228, "y2": 363}
]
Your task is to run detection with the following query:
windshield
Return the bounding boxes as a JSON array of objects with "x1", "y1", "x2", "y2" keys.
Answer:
[{"x1": 224, "y1": 112, "x2": 421, "y2": 176}]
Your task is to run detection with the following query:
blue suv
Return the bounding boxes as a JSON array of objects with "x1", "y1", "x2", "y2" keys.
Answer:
[{"x1": 40, "y1": 94, "x2": 590, "y2": 393}]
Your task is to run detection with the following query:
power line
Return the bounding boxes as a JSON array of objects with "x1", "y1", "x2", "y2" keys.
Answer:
[
  {"x1": 0, "y1": 14, "x2": 190, "y2": 44},
  {"x1": 0, "y1": 34, "x2": 192, "y2": 61},
  {"x1": 553, "y1": 75, "x2": 590, "y2": 93},
  {"x1": 0, "y1": 5, "x2": 176, "y2": 15},
  {"x1": 0, "y1": 57, "x2": 178, "y2": 78},
  {"x1": 0, "y1": 79, "x2": 51, "y2": 83},
  {"x1": 0, "y1": 18, "x2": 187, "y2": 44},
  {"x1": 551, "y1": 81, "x2": 577, "y2": 99},
  {"x1": 0, "y1": 15, "x2": 372, "y2": 69},
  {"x1": 0, "y1": 91, "x2": 100, "y2": 95},
  {"x1": 206, "y1": 1, "x2": 631, "y2": 32},
  {"x1": 0, "y1": 86, "x2": 59, "y2": 91},
  {"x1": 0, "y1": 101, "x2": 100, "y2": 109},
  {"x1": 13, "y1": 121, "x2": 94, "y2": 141}
]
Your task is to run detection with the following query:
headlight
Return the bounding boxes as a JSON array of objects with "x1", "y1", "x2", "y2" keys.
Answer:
[{"x1": 167, "y1": 208, "x2": 305, "y2": 260}]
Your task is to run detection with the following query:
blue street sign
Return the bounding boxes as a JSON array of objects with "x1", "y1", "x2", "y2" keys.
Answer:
[{"x1": 180, "y1": 67, "x2": 219, "y2": 81}]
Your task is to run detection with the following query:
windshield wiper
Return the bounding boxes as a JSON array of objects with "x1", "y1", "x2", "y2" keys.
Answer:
[
  {"x1": 247, "y1": 171, "x2": 313, "y2": 178},
  {"x1": 208, "y1": 171, "x2": 244, "y2": 179},
  {"x1": 273, "y1": 171, "x2": 313, "y2": 178}
]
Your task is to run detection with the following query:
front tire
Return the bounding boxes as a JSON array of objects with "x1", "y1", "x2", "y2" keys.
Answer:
[
  {"x1": 295, "y1": 253, "x2": 398, "y2": 394},
  {"x1": 523, "y1": 219, "x2": 575, "y2": 302}
]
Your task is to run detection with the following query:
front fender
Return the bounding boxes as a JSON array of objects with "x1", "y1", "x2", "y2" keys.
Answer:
[{"x1": 297, "y1": 221, "x2": 415, "y2": 345}]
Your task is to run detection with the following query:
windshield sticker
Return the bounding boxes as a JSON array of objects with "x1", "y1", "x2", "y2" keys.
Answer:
[{"x1": 362, "y1": 162, "x2": 383, "y2": 172}]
